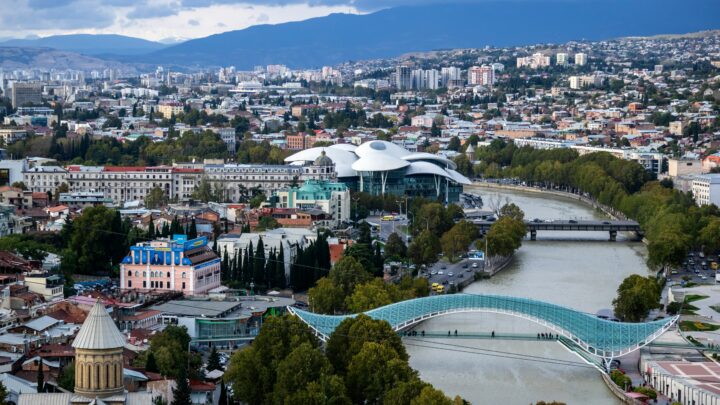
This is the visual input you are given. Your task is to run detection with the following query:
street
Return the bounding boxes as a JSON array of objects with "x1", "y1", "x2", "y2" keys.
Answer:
[{"x1": 425, "y1": 258, "x2": 484, "y2": 292}]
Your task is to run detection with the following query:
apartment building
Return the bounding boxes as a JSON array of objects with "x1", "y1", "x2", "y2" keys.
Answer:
[
  {"x1": 0, "y1": 129, "x2": 28, "y2": 145},
  {"x1": 157, "y1": 101, "x2": 184, "y2": 118},
  {"x1": 517, "y1": 53, "x2": 551, "y2": 69},
  {"x1": 10, "y1": 83, "x2": 42, "y2": 108},
  {"x1": 668, "y1": 158, "x2": 703, "y2": 178},
  {"x1": 469, "y1": 65, "x2": 495, "y2": 86},
  {"x1": 692, "y1": 174, "x2": 720, "y2": 206},
  {"x1": 575, "y1": 53, "x2": 588, "y2": 66},
  {"x1": 569, "y1": 75, "x2": 601, "y2": 90},
  {"x1": 23, "y1": 166, "x2": 69, "y2": 194},
  {"x1": 556, "y1": 53, "x2": 569, "y2": 65}
]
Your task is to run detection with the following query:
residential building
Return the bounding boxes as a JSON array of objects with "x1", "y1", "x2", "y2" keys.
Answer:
[
  {"x1": 668, "y1": 158, "x2": 703, "y2": 178},
  {"x1": 23, "y1": 273, "x2": 64, "y2": 302},
  {"x1": 23, "y1": 165, "x2": 68, "y2": 194},
  {"x1": 396, "y1": 66, "x2": 412, "y2": 90},
  {"x1": 517, "y1": 53, "x2": 551, "y2": 69},
  {"x1": 10, "y1": 83, "x2": 42, "y2": 108},
  {"x1": 575, "y1": 52, "x2": 588, "y2": 66},
  {"x1": 556, "y1": 52, "x2": 569, "y2": 65},
  {"x1": 692, "y1": 174, "x2": 720, "y2": 206},
  {"x1": 59, "y1": 191, "x2": 114, "y2": 208},
  {"x1": 120, "y1": 235, "x2": 221, "y2": 296},
  {"x1": 156, "y1": 101, "x2": 183, "y2": 118},
  {"x1": 440, "y1": 67, "x2": 462, "y2": 87},
  {"x1": 0, "y1": 129, "x2": 28, "y2": 145},
  {"x1": 569, "y1": 75, "x2": 601, "y2": 90},
  {"x1": 469, "y1": 65, "x2": 495, "y2": 86}
]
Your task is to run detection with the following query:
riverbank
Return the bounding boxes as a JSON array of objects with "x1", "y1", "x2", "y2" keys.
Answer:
[{"x1": 466, "y1": 181, "x2": 626, "y2": 221}]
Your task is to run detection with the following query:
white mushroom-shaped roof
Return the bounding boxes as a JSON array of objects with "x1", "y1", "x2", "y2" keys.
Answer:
[
  {"x1": 354, "y1": 140, "x2": 411, "y2": 158},
  {"x1": 329, "y1": 143, "x2": 358, "y2": 152},
  {"x1": 446, "y1": 169, "x2": 472, "y2": 185},
  {"x1": 72, "y1": 300, "x2": 126, "y2": 350},
  {"x1": 352, "y1": 155, "x2": 410, "y2": 172},
  {"x1": 404, "y1": 161, "x2": 454, "y2": 178},
  {"x1": 284, "y1": 147, "x2": 358, "y2": 177},
  {"x1": 402, "y1": 152, "x2": 457, "y2": 170}
]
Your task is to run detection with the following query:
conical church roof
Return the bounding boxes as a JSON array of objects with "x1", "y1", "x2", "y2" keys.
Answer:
[{"x1": 72, "y1": 300, "x2": 126, "y2": 350}]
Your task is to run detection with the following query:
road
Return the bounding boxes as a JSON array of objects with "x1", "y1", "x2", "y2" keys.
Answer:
[
  {"x1": 367, "y1": 215, "x2": 410, "y2": 243},
  {"x1": 424, "y1": 258, "x2": 484, "y2": 292},
  {"x1": 666, "y1": 252, "x2": 718, "y2": 286}
]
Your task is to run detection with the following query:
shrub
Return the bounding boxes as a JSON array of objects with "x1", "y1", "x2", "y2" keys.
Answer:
[{"x1": 634, "y1": 386, "x2": 657, "y2": 400}]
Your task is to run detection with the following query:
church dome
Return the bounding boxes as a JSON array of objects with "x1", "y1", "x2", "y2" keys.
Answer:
[
  {"x1": 72, "y1": 300, "x2": 126, "y2": 350},
  {"x1": 313, "y1": 150, "x2": 334, "y2": 167}
]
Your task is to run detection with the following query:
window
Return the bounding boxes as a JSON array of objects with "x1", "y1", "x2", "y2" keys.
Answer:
[
  {"x1": 182, "y1": 272, "x2": 186, "y2": 278},
  {"x1": 128, "y1": 280, "x2": 132, "y2": 288},
  {"x1": 143, "y1": 281, "x2": 146, "y2": 288},
  {"x1": 182, "y1": 282, "x2": 186, "y2": 289},
  {"x1": 135, "y1": 271, "x2": 139, "y2": 277},
  {"x1": 128, "y1": 270, "x2": 132, "y2": 276}
]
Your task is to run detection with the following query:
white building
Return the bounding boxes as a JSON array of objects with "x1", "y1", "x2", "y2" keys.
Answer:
[
  {"x1": 556, "y1": 53, "x2": 569, "y2": 65},
  {"x1": 692, "y1": 174, "x2": 720, "y2": 206},
  {"x1": 517, "y1": 53, "x2": 551, "y2": 69},
  {"x1": 575, "y1": 53, "x2": 588, "y2": 66}
]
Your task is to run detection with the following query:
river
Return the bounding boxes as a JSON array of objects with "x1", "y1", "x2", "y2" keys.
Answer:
[{"x1": 406, "y1": 186, "x2": 652, "y2": 405}]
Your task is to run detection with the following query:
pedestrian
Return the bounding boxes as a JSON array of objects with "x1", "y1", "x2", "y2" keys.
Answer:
[
  {"x1": 421, "y1": 330, "x2": 425, "y2": 336},
  {"x1": 491, "y1": 330, "x2": 495, "y2": 338},
  {"x1": 448, "y1": 330, "x2": 451, "y2": 336},
  {"x1": 537, "y1": 333, "x2": 540, "y2": 339},
  {"x1": 454, "y1": 329, "x2": 458, "y2": 336}
]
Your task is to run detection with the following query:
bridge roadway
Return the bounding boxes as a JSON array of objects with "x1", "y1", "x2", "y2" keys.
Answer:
[
  {"x1": 403, "y1": 331, "x2": 714, "y2": 351},
  {"x1": 470, "y1": 219, "x2": 642, "y2": 241}
]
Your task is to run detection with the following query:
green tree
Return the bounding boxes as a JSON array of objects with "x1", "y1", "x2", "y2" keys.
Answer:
[
  {"x1": 407, "y1": 230, "x2": 441, "y2": 266},
  {"x1": 329, "y1": 256, "x2": 372, "y2": 296},
  {"x1": 345, "y1": 342, "x2": 416, "y2": 404},
  {"x1": 191, "y1": 177, "x2": 214, "y2": 202},
  {"x1": 272, "y1": 342, "x2": 332, "y2": 402},
  {"x1": 699, "y1": 218, "x2": 720, "y2": 254},
  {"x1": 256, "y1": 215, "x2": 279, "y2": 231},
  {"x1": 37, "y1": 360, "x2": 44, "y2": 392},
  {"x1": 249, "y1": 194, "x2": 267, "y2": 208},
  {"x1": 485, "y1": 216, "x2": 526, "y2": 257},
  {"x1": 57, "y1": 360, "x2": 75, "y2": 391},
  {"x1": 345, "y1": 279, "x2": 393, "y2": 313},
  {"x1": 207, "y1": 346, "x2": 222, "y2": 371},
  {"x1": 384, "y1": 232, "x2": 407, "y2": 259},
  {"x1": 612, "y1": 274, "x2": 661, "y2": 322},
  {"x1": 145, "y1": 187, "x2": 169, "y2": 209},
  {"x1": 0, "y1": 380, "x2": 8, "y2": 405},
  {"x1": 326, "y1": 315, "x2": 407, "y2": 375},
  {"x1": 171, "y1": 366, "x2": 191, "y2": 405},
  {"x1": 63, "y1": 206, "x2": 127, "y2": 275},
  {"x1": 308, "y1": 277, "x2": 345, "y2": 314},
  {"x1": 440, "y1": 220, "x2": 478, "y2": 261},
  {"x1": 145, "y1": 351, "x2": 159, "y2": 373}
]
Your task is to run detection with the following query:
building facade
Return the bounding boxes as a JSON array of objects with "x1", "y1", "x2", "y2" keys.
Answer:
[
  {"x1": 692, "y1": 174, "x2": 720, "y2": 206},
  {"x1": 274, "y1": 179, "x2": 351, "y2": 225},
  {"x1": 120, "y1": 236, "x2": 221, "y2": 296}
]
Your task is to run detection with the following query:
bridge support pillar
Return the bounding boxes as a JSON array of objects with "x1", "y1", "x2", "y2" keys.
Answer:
[
  {"x1": 530, "y1": 230, "x2": 537, "y2": 241},
  {"x1": 609, "y1": 230, "x2": 617, "y2": 242}
]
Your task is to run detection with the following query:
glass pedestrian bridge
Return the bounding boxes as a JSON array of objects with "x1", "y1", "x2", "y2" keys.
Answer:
[{"x1": 288, "y1": 294, "x2": 678, "y2": 361}]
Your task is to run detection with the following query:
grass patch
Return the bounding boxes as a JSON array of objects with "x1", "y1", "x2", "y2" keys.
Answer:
[
  {"x1": 682, "y1": 303, "x2": 700, "y2": 315},
  {"x1": 685, "y1": 294, "x2": 709, "y2": 303},
  {"x1": 680, "y1": 321, "x2": 720, "y2": 332},
  {"x1": 710, "y1": 305, "x2": 720, "y2": 314}
]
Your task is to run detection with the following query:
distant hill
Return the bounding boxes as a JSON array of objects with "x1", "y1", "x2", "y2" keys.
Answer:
[
  {"x1": 0, "y1": 47, "x2": 134, "y2": 71},
  {"x1": 0, "y1": 34, "x2": 167, "y2": 56},
  {"x1": 144, "y1": 0, "x2": 720, "y2": 69}
]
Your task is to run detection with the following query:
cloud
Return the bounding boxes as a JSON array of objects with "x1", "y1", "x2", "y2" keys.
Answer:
[
  {"x1": 127, "y1": 1, "x2": 183, "y2": 19},
  {"x1": 28, "y1": 0, "x2": 77, "y2": 8},
  {"x1": 0, "y1": 0, "x2": 116, "y2": 30},
  {"x1": 188, "y1": 18, "x2": 200, "y2": 25},
  {"x1": 256, "y1": 13, "x2": 269, "y2": 22}
]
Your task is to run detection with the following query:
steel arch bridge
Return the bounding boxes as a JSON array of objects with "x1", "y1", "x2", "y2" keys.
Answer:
[{"x1": 288, "y1": 294, "x2": 677, "y2": 364}]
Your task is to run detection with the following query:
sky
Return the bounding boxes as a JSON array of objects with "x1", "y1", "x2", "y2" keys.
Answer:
[{"x1": 0, "y1": 0, "x2": 378, "y2": 43}]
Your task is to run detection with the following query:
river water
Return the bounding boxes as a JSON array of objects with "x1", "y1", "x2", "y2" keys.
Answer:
[{"x1": 406, "y1": 186, "x2": 652, "y2": 405}]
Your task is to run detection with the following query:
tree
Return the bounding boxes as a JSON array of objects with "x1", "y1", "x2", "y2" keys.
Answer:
[
  {"x1": 499, "y1": 203, "x2": 525, "y2": 221},
  {"x1": 37, "y1": 360, "x2": 45, "y2": 392},
  {"x1": 447, "y1": 136, "x2": 461, "y2": 151},
  {"x1": 255, "y1": 215, "x2": 279, "y2": 231},
  {"x1": 440, "y1": 220, "x2": 478, "y2": 261},
  {"x1": 329, "y1": 256, "x2": 372, "y2": 296},
  {"x1": 145, "y1": 187, "x2": 168, "y2": 209},
  {"x1": 145, "y1": 351, "x2": 159, "y2": 373},
  {"x1": 171, "y1": 366, "x2": 191, "y2": 405},
  {"x1": 0, "y1": 380, "x2": 8, "y2": 405},
  {"x1": 57, "y1": 360, "x2": 75, "y2": 391},
  {"x1": 63, "y1": 206, "x2": 127, "y2": 275},
  {"x1": 384, "y1": 232, "x2": 407, "y2": 259},
  {"x1": 191, "y1": 177, "x2": 214, "y2": 202},
  {"x1": 699, "y1": 218, "x2": 720, "y2": 254},
  {"x1": 345, "y1": 342, "x2": 416, "y2": 404},
  {"x1": 485, "y1": 216, "x2": 526, "y2": 257},
  {"x1": 407, "y1": 230, "x2": 441, "y2": 266},
  {"x1": 308, "y1": 277, "x2": 345, "y2": 314},
  {"x1": 218, "y1": 379, "x2": 228, "y2": 405},
  {"x1": 249, "y1": 193, "x2": 266, "y2": 208},
  {"x1": 345, "y1": 279, "x2": 393, "y2": 313},
  {"x1": 612, "y1": 274, "x2": 661, "y2": 322},
  {"x1": 207, "y1": 346, "x2": 222, "y2": 371},
  {"x1": 187, "y1": 218, "x2": 198, "y2": 239},
  {"x1": 326, "y1": 315, "x2": 407, "y2": 375},
  {"x1": 272, "y1": 342, "x2": 333, "y2": 402}
]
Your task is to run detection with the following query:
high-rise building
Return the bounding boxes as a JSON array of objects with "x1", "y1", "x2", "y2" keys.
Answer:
[
  {"x1": 396, "y1": 66, "x2": 413, "y2": 90},
  {"x1": 469, "y1": 65, "x2": 495, "y2": 86},
  {"x1": 440, "y1": 67, "x2": 462, "y2": 87},
  {"x1": 556, "y1": 53, "x2": 569, "y2": 65},
  {"x1": 425, "y1": 69, "x2": 439, "y2": 90},
  {"x1": 575, "y1": 53, "x2": 588, "y2": 66},
  {"x1": 516, "y1": 53, "x2": 551, "y2": 69},
  {"x1": 411, "y1": 69, "x2": 440, "y2": 90},
  {"x1": 11, "y1": 83, "x2": 42, "y2": 108}
]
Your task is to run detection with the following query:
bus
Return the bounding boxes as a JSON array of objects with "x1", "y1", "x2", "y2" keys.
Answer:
[{"x1": 381, "y1": 215, "x2": 395, "y2": 221}]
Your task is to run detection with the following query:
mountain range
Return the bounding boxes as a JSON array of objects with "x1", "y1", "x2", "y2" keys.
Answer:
[
  {"x1": 0, "y1": 34, "x2": 166, "y2": 57},
  {"x1": 1, "y1": 0, "x2": 719, "y2": 69}
]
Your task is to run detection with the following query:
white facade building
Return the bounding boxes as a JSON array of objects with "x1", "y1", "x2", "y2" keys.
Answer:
[{"x1": 692, "y1": 174, "x2": 720, "y2": 206}]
